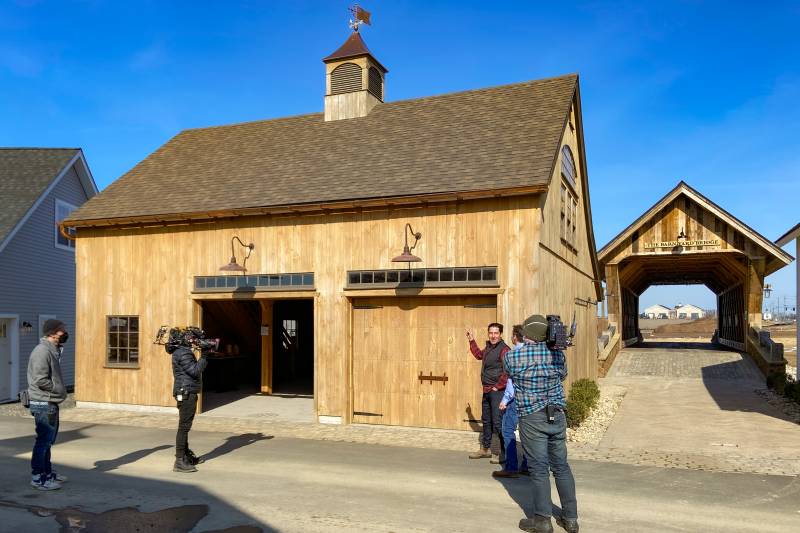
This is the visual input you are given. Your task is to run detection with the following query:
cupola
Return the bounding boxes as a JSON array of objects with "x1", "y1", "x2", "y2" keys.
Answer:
[{"x1": 322, "y1": 11, "x2": 387, "y2": 121}]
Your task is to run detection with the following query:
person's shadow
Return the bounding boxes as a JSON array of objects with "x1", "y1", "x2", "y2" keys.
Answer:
[
  {"x1": 93, "y1": 445, "x2": 172, "y2": 472},
  {"x1": 200, "y1": 433, "x2": 273, "y2": 463},
  {"x1": 494, "y1": 460, "x2": 564, "y2": 520}
]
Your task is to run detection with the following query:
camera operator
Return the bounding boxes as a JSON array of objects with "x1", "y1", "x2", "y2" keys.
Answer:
[
  {"x1": 167, "y1": 330, "x2": 208, "y2": 473},
  {"x1": 503, "y1": 314, "x2": 578, "y2": 533}
]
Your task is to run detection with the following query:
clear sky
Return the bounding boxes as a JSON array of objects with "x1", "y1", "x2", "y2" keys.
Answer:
[{"x1": 2, "y1": 1, "x2": 797, "y2": 312}]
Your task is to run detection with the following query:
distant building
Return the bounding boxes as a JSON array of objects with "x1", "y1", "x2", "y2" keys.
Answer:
[
  {"x1": 673, "y1": 303, "x2": 705, "y2": 320},
  {"x1": 644, "y1": 304, "x2": 672, "y2": 319},
  {"x1": 776, "y1": 222, "x2": 799, "y2": 371}
]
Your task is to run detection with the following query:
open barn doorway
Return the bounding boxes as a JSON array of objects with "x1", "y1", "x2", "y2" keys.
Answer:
[
  {"x1": 638, "y1": 284, "x2": 717, "y2": 345},
  {"x1": 197, "y1": 298, "x2": 315, "y2": 422}
]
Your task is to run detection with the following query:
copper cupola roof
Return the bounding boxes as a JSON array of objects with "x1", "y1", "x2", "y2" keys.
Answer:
[{"x1": 323, "y1": 31, "x2": 387, "y2": 72}]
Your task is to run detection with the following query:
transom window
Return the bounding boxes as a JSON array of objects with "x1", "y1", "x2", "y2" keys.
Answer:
[
  {"x1": 107, "y1": 316, "x2": 139, "y2": 367},
  {"x1": 194, "y1": 273, "x2": 314, "y2": 292},
  {"x1": 55, "y1": 199, "x2": 77, "y2": 251},
  {"x1": 560, "y1": 146, "x2": 577, "y2": 189},
  {"x1": 561, "y1": 184, "x2": 578, "y2": 250},
  {"x1": 347, "y1": 267, "x2": 498, "y2": 288}
]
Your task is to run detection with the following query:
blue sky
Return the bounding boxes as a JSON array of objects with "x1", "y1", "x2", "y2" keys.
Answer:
[{"x1": 1, "y1": 1, "x2": 798, "y2": 312}]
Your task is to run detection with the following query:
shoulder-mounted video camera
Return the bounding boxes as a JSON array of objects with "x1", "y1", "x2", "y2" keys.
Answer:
[
  {"x1": 545, "y1": 313, "x2": 577, "y2": 350},
  {"x1": 153, "y1": 325, "x2": 220, "y2": 353}
]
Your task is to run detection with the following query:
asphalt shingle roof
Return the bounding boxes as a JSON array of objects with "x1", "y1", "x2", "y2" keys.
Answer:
[
  {"x1": 68, "y1": 74, "x2": 577, "y2": 225},
  {"x1": 0, "y1": 148, "x2": 79, "y2": 244}
]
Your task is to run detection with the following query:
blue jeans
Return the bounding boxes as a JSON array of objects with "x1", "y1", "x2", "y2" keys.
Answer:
[
  {"x1": 501, "y1": 400, "x2": 528, "y2": 472},
  {"x1": 30, "y1": 402, "x2": 59, "y2": 477},
  {"x1": 519, "y1": 409, "x2": 577, "y2": 519}
]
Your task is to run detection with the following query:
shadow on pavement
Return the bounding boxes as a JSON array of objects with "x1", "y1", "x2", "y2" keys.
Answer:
[
  {"x1": 201, "y1": 433, "x2": 273, "y2": 463},
  {"x1": 93, "y1": 444, "x2": 172, "y2": 472},
  {"x1": 632, "y1": 340, "x2": 720, "y2": 351},
  {"x1": 0, "y1": 427, "x2": 275, "y2": 532}
]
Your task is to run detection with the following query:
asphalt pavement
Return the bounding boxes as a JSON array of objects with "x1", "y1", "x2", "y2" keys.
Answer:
[{"x1": 0, "y1": 416, "x2": 798, "y2": 532}]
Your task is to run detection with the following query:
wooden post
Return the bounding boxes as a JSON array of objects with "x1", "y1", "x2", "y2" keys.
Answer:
[
  {"x1": 605, "y1": 264, "x2": 620, "y2": 328},
  {"x1": 746, "y1": 258, "x2": 765, "y2": 332},
  {"x1": 260, "y1": 300, "x2": 273, "y2": 394}
]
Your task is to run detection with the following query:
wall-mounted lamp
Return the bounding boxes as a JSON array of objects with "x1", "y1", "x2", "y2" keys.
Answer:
[
  {"x1": 391, "y1": 223, "x2": 422, "y2": 263},
  {"x1": 763, "y1": 284, "x2": 772, "y2": 299},
  {"x1": 219, "y1": 236, "x2": 255, "y2": 273},
  {"x1": 20, "y1": 321, "x2": 33, "y2": 335}
]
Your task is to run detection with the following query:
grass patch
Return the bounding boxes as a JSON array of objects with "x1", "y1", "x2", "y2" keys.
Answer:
[{"x1": 566, "y1": 378, "x2": 600, "y2": 429}]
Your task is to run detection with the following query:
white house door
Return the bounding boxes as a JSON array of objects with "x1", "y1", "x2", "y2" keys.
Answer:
[{"x1": 0, "y1": 320, "x2": 11, "y2": 400}]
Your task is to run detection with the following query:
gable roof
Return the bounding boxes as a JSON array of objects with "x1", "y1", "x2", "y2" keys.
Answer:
[
  {"x1": 598, "y1": 181, "x2": 794, "y2": 274},
  {"x1": 66, "y1": 74, "x2": 579, "y2": 227},
  {"x1": 776, "y1": 222, "x2": 800, "y2": 247},
  {"x1": 0, "y1": 148, "x2": 84, "y2": 248},
  {"x1": 644, "y1": 304, "x2": 671, "y2": 311}
]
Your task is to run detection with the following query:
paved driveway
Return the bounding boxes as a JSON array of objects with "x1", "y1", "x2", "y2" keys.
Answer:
[{"x1": 601, "y1": 341, "x2": 800, "y2": 473}]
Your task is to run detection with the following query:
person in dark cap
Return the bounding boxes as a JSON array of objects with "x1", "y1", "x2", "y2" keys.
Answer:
[
  {"x1": 27, "y1": 319, "x2": 70, "y2": 490},
  {"x1": 503, "y1": 314, "x2": 578, "y2": 533}
]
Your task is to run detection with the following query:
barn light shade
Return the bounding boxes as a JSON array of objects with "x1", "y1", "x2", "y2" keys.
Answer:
[
  {"x1": 220, "y1": 236, "x2": 255, "y2": 273},
  {"x1": 391, "y1": 223, "x2": 422, "y2": 263},
  {"x1": 677, "y1": 227, "x2": 687, "y2": 241}
]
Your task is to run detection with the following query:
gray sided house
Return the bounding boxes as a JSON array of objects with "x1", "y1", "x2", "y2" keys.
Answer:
[{"x1": 0, "y1": 149, "x2": 98, "y2": 402}]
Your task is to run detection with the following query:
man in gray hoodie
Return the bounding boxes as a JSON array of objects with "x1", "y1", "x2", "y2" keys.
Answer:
[{"x1": 27, "y1": 319, "x2": 69, "y2": 491}]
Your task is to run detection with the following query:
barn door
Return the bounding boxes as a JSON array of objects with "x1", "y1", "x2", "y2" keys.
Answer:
[{"x1": 351, "y1": 296, "x2": 497, "y2": 430}]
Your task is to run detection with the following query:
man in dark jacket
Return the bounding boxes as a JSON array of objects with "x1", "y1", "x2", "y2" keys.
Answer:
[
  {"x1": 467, "y1": 322, "x2": 510, "y2": 461},
  {"x1": 27, "y1": 319, "x2": 69, "y2": 490},
  {"x1": 167, "y1": 332, "x2": 208, "y2": 473}
]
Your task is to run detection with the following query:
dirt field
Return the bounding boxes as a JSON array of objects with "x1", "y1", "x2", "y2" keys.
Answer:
[
  {"x1": 763, "y1": 322, "x2": 798, "y2": 356},
  {"x1": 648, "y1": 316, "x2": 717, "y2": 339}
]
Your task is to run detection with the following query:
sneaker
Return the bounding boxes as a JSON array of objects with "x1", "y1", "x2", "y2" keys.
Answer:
[
  {"x1": 30, "y1": 474, "x2": 61, "y2": 491},
  {"x1": 49, "y1": 472, "x2": 68, "y2": 483},
  {"x1": 185, "y1": 449, "x2": 204, "y2": 465},
  {"x1": 491, "y1": 470, "x2": 519, "y2": 478},
  {"x1": 173, "y1": 458, "x2": 198, "y2": 473},
  {"x1": 489, "y1": 454, "x2": 502, "y2": 464},
  {"x1": 519, "y1": 515, "x2": 554, "y2": 533},
  {"x1": 555, "y1": 516, "x2": 579, "y2": 533},
  {"x1": 468, "y1": 448, "x2": 492, "y2": 459}
]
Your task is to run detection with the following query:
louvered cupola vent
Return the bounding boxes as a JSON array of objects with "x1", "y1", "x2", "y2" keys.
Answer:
[
  {"x1": 368, "y1": 66, "x2": 383, "y2": 100},
  {"x1": 323, "y1": 30, "x2": 388, "y2": 121},
  {"x1": 331, "y1": 63, "x2": 363, "y2": 95}
]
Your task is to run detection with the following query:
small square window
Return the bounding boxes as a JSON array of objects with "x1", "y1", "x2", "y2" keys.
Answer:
[
  {"x1": 468, "y1": 269, "x2": 482, "y2": 281},
  {"x1": 195, "y1": 278, "x2": 206, "y2": 289},
  {"x1": 440, "y1": 269, "x2": 453, "y2": 282},
  {"x1": 483, "y1": 268, "x2": 497, "y2": 282},
  {"x1": 280, "y1": 274, "x2": 291, "y2": 285},
  {"x1": 373, "y1": 272, "x2": 386, "y2": 283},
  {"x1": 454, "y1": 269, "x2": 467, "y2": 282},
  {"x1": 426, "y1": 270, "x2": 439, "y2": 282},
  {"x1": 303, "y1": 274, "x2": 314, "y2": 286},
  {"x1": 361, "y1": 272, "x2": 374, "y2": 284},
  {"x1": 386, "y1": 271, "x2": 399, "y2": 283},
  {"x1": 349, "y1": 272, "x2": 361, "y2": 285},
  {"x1": 399, "y1": 270, "x2": 411, "y2": 283},
  {"x1": 412, "y1": 270, "x2": 424, "y2": 283}
]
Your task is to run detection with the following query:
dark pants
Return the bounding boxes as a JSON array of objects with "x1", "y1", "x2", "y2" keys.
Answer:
[
  {"x1": 480, "y1": 390, "x2": 505, "y2": 457},
  {"x1": 176, "y1": 393, "x2": 197, "y2": 459},
  {"x1": 30, "y1": 403, "x2": 59, "y2": 477},
  {"x1": 519, "y1": 409, "x2": 577, "y2": 519}
]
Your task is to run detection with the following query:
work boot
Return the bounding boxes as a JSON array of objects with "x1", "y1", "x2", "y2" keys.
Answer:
[
  {"x1": 173, "y1": 457, "x2": 198, "y2": 473},
  {"x1": 519, "y1": 515, "x2": 554, "y2": 533},
  {"x1": 468, "y1": 448, "x2": 492, "y2": 459},
  {"x1": 185, "y1": 449, "x2": 204, "y2": 465},
  {"x1": 491, "y1": 469, "x2": 519, "y2": 478},
  {"x1": 555, "y1": 516, "x2": 579, "y2": 533}
]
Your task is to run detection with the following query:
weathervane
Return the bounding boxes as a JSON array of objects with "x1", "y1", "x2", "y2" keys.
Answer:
[{"x1": 349, "y1": 4, "x2": 372, "y2": 32}]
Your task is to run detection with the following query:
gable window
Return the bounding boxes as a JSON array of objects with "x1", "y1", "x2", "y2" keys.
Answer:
[
  {"x1": 55, "y1": 199, "x2": 77, "y2": 251},
  {"x1": 107, "y1": 316, "x2": 139, "y2": 367},
  {"x1": 561, "y1": 146, "x2": 577, "y2": 189},
  {"x1": 560, "y1": 184, "x2": 579, "y2": 250}
]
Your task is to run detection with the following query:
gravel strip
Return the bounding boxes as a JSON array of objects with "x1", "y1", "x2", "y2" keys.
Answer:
[
  {"x1": 753, "y1": 388, "x2": 800, "y2": 424},
  {"x1": 566, "y1": 384, "x2": 626, "y2": 445}
]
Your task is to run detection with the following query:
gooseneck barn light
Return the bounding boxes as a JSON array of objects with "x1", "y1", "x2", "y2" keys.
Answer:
[
  {"x1": 391, "y1": 223, "x2": 422, "y2": 263},
  {"x1": 219, "y1": 236, "x2": 255, "y2": 273}
]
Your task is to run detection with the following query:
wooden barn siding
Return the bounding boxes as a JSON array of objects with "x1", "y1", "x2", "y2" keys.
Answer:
[
  {"x1": 535, "y1": 99, "x2": 599, "y2": 382},
  {"x1": 75, "y1": 196, "x2": 548, "y2": 415},
  {"x1": 0, "y1": 165, "x2": 89, "y2": 389}
]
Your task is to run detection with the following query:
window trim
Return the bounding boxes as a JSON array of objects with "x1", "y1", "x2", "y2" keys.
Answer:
[
  {"x1": 560, "y1": 146, "x2": 577, "y2": 191},
  {"x1": 560, "y1": 181, "x2": 579, "y2": 252},
  {"x1": 54, "y1": 199, "x2": 78, "y2": 252},
  {"x1": 105, "y1": 315, "x2": 140, "y2": 369}
]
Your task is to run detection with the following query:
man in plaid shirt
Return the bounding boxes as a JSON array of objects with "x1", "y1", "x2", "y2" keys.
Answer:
[{"x1": 504, "y1": 314, "x2": 578, "y2": 533}]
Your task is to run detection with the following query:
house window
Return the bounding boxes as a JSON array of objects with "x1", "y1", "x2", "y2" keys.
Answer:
[
  {"x1": 560, "y1": 184, "x2": 579, "y2": 250},
  {"x1": 561, "y1": 146, "x2": 577, "y2": 189},
  {"x1": 282, "y1": 319, "x2": 298, "y2": 350},
  {"x1": 107, "y1": 316, "x2": 139, "y2": 367},
  {"x1": 55, "y1": 199, "x2": 77, "y2": 251}
]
